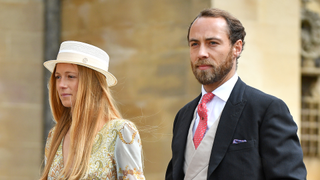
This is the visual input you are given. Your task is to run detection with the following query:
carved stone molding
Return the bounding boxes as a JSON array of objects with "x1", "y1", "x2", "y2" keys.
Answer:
[{"x1": 301, "y1": 8, "x2": 320, "y2": 67}]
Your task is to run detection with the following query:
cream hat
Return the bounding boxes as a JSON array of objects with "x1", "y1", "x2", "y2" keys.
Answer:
[{"x1": 43, "y1": 41, "x2": 117, "y2": 87}]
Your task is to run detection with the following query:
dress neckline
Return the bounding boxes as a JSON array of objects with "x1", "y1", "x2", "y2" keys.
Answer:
[{"x1": 59, "y1": 119, "x2": 119, "y2": 168}]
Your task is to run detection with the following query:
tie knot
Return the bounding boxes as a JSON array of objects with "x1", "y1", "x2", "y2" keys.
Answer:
[{"x1": 201, "y1": 92, "x2": 214, "y2": 104}]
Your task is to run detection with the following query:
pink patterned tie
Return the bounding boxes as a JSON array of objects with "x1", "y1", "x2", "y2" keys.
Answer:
[{"x1": 193, "y1": 92, "x2": 214, "y2": 149}]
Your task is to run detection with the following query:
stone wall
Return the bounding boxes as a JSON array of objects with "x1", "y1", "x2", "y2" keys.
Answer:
[
  {"x1": 0, "y1": 0, "x2": 44, "y2": 179},
  {"x1": 60, "y1": 0, "x2": 210, "y2": 179}
]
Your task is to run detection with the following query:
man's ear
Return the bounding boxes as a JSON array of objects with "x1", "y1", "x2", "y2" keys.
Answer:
[{"x1": 233, "y1": 40, "x2": 243, "y2": 58}]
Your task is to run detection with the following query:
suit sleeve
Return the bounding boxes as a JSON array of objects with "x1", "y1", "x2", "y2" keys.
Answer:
[
  {"x1": 260, "y1": 99, "x2": 307, "y2": 179},
  {"x1": 166, "y1": 159, "x2": 174, "y2": 180},
  {"x1": 165, "y1": 109, "x2": 182, "y2": 180}
]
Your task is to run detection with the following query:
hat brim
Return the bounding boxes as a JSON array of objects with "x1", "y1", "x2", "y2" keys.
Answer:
[{"x1": 43, "y1": 60, "x2": 117, "y2": 87}]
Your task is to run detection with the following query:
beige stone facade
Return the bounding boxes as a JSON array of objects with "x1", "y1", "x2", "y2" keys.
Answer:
[
  {"x1": 0, "y1": 0, "x2": 319, "y2": 179},
  {"x1": 0, "y1": 0, "x2": 44, "y2": 179}
]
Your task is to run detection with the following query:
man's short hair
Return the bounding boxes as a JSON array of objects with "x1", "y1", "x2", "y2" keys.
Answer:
[{"x1": 187, "y1": 8, "x2": 246, "y2": 51}]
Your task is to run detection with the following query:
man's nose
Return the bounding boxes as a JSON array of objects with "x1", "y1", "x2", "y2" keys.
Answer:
[{"x1": 198, "y1": 45, "x2": 209, "y2": 59}]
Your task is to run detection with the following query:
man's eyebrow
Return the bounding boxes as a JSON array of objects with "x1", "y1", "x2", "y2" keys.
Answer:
[
  {"x1": 205, "y1": 37, "x2": 221, "y2": 41},
  {"x1": 188, "y1": 38, "x2": 199, "y2": 42},
  {"x1": 188, "y1": 37, "x2": 222, "y2": 42}
]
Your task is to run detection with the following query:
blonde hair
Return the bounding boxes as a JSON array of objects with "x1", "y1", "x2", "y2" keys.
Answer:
[{"x1": 40, "y1": 65, "x2": 122, "y2": 179}]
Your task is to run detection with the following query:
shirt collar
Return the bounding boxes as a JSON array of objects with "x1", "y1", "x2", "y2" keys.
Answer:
[{"x1": 201, "y1": 73, "x2": 239, "y2": 102}]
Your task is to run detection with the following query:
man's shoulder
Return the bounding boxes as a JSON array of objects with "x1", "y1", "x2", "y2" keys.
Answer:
[{"x1": 241, "y1": 82, "x2": 285, "y2": 106}]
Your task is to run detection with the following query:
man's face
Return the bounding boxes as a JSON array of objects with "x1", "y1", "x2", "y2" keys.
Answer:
[{"x1": 189, "y1": 17, "x2": 236, "y2": 85}]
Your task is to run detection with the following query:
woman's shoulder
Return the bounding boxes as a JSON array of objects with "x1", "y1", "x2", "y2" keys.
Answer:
[
  {"x1": 47, "y1": 126, "x2": 56, "y2": 141},
  {"x1": 107, "y1": 119, "x2": 138, "y2": 132},
  {"x1": 45, "y1": 126, "x2": 57, "y2": 158},
  {"x1": 109, "y1": 119, "x2": 141, "y2": 147}
]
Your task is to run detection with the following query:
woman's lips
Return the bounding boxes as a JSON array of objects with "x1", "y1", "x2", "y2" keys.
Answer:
[{"x1": 61, "y1": 93, "x2": 71, "y2": 97}]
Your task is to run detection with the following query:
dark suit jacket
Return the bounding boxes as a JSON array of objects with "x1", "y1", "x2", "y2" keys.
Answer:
[{"x1": 166, "y1": 78, "x2": 307, "y2": 180}]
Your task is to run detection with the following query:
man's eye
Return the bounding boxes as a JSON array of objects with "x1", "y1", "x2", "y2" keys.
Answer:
[
  {"x1": 210, "y1": 41, "x2": 217, "y2": 45},
  {"x1": 190, "y1": 42, "x2": 198, "y2": 46}
]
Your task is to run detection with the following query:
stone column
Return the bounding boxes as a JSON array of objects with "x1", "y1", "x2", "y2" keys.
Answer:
[{"x1": 43, "y1": 0, "x2": 60, "y2": 143}]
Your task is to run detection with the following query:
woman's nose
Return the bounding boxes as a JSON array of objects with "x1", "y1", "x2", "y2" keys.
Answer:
[{"x1": 58, "y1": 78, "x2": 67, "y2": 88}]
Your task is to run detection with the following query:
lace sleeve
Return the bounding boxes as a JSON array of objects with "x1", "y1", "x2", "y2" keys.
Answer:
[{"x1": 114, "y1": 121, "x2": 145, "y2": 180}]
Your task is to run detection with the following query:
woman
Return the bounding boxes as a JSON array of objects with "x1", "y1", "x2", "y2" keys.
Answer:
[{"x1": 40, "y1": 41, "x2": 145, "y2": 180}]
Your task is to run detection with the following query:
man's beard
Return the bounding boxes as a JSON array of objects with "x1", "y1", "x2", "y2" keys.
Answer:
[{"x1": 191, "y1": 50, "x2": 234, "y2": 85}]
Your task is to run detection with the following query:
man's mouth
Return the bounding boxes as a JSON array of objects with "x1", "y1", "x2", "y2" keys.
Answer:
[{"x1": 197, "y1": 64, "x2": 212, "y2": 70}]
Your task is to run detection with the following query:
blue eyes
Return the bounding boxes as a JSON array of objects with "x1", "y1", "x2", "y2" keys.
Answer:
[
  {"x1": 190, "y1": 41, "x2": 217, "y2": 47},
  {"x1": 190, "y1": 43, "x2": 198, "y2": 46},
  {"x1": 55, "y1": 75, "x2": 76, "y2": 79}
]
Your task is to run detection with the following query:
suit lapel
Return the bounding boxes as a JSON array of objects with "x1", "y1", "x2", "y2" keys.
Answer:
[
  {"x1": 207, "y1": 78, "x2": 247, "y2": 177},
  {"x1": 173, "y1": 94, "x2": 201, "y2": 180}
]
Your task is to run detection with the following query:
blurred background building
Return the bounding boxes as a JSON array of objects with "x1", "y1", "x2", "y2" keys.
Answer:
[{"x1": 0, "y1": 0, "x2": 319, "y2": 179}]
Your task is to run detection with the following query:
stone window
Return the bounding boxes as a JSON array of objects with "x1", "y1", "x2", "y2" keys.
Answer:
[{"x1": 301, "y1": 85, "x2": 320, "y2": 157}]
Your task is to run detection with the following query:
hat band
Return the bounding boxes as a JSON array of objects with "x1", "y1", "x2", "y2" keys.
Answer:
[{"x1": 56, "y1": 52, "x2": 109, "y2": 71}]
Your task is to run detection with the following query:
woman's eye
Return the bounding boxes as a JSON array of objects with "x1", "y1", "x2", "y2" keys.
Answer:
[
  {"x1": 68, "y1": 75, "x2": 76, "y2": 78},
  {"x1": 55, "y1": 76, "x2": 60, "y2": 79}
]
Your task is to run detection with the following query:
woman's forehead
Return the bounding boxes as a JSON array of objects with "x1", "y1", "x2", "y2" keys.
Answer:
[{"x1": 55, "y1": 63, "x2": 78, "y2": 73}]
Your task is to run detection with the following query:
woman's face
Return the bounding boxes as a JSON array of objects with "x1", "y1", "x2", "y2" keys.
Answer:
[{"x1": 55, "y1": 63, "x2": 79, "y2": 108}]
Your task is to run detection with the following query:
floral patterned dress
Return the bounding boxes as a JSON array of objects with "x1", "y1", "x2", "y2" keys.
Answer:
[{"x1": 45, "y1": 119, "x2": 145, "y2": 180}]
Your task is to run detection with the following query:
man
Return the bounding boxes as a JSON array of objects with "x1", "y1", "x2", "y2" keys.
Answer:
[{"x1": 166, "y1": 8, "x2": 307, "y2": 180}]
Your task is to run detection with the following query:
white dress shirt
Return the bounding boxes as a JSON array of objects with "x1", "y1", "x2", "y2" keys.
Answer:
[{"x1": 192, "y1": 73, "x2": 239, "y2": 136}]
